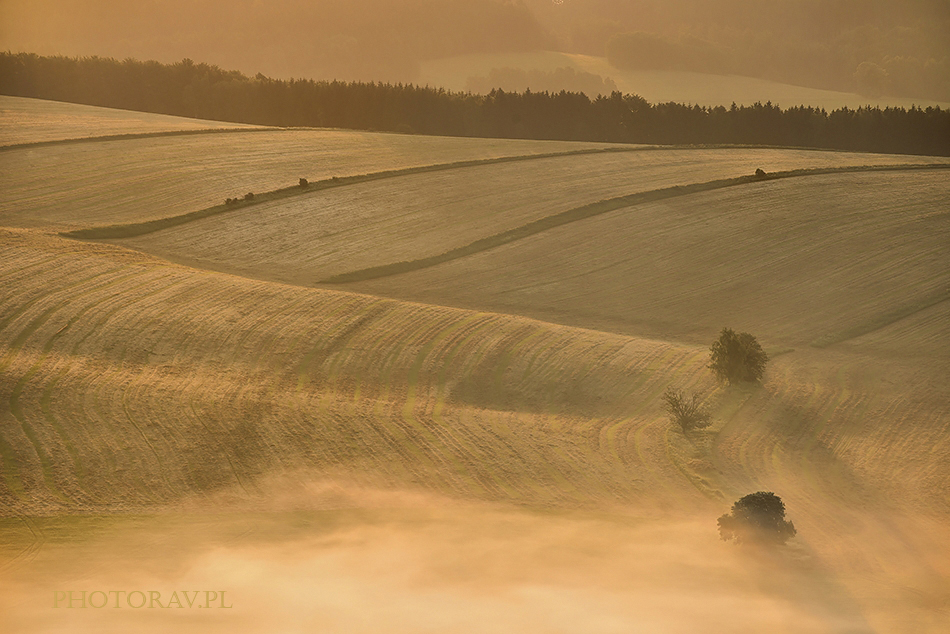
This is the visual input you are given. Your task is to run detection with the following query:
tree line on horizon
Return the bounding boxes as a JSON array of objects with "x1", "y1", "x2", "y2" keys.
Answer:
[{"x1": 1, "y1": 53, "x2": 948, "y2": 156}]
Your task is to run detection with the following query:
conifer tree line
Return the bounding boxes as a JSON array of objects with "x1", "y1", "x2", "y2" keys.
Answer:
[{"x1": 2, "y1": 52, "x2": 948, "y2": 156}]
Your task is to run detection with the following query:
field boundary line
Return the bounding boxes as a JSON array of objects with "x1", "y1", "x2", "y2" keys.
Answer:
[
  {"x1": 0, "y1": 126, "x2": 276, "y2": 152},
  {"x1": 59, "y1": 146, "x2": 659, "y2": 239},
  {"x1": 810, "y1": 286, "x2": 950, "y2": 348},
  {"x1": 321, "y1": 163, "x2": 950, "y2": 284}
]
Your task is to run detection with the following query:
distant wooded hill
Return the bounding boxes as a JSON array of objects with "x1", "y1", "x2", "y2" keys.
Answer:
[
  {"x1": 2, "y1": 53, "x2": 948, "y2": 156},
  {"x1": 525, "y1": 0, "x2": 950, "y2": 102}
]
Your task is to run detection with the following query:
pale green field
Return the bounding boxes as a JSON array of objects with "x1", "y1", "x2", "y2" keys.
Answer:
[
  {"x1": 0, "y1": 95, "x2": 259, "y2": 146},
  {"x1": 420, "y1": 51, "x2": 950, "y2": 110}
]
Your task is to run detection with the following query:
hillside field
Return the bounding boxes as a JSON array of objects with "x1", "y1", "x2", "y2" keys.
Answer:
[
  {"x1": 0, "y1": 95, "x2": 259, "y2": 147},
  {"x1": 1, "y1": 97, "x2": 949, "y2": 632}
]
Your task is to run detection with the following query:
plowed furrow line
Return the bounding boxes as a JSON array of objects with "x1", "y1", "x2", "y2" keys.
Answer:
[
  {"x1": 0, "y1": 266, "x2": 139, "y2": 501},
  {"x1": 75, "y1": 278, "x2": 210, "y2": 504},
  {"x1": 297, "y1": 299, "x2": 389, "y2": 393},
  {"x1": 0, "y1": 265, "x2": 125, "y2": 345},
  {"x1": 347, "y1": 309, "x2": 451, "y2": 475},
  {"x1": 426, "y1": 317, "x2": 512, "y2": 497},
  {"x1": 376, "y1": 312, "x2": 466, "y2": 470},
  {"x1": 7, "y1": 269, "x2": 148, "y2": 504},
  {"x1": 402, "y1": 315, "x2": 485, "y2": 473}
]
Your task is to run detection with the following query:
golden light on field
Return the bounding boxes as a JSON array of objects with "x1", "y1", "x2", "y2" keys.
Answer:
[{"x1": 2, "y1": 20, "x2": 950, "y2": 628}]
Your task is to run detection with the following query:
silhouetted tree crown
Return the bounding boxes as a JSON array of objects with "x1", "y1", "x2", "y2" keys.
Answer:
[
  {"x1": 709, "y1": 328, "x2": 768, "y2": 385},
  {"x1": 718, "y1": 491, "x2": 797, "y2": 545}
]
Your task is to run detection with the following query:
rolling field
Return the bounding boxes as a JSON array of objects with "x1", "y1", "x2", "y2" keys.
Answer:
[
  {"x1": 112, "y1": 150, "x2": 947, "y2": 287},
  {"x1": 2, "y1": 97, "x2": 949, "y2": 631},
  {"x1": 0, "y1": 126, "x2": 618, "y2": 231},
  {"x1": 0, "y1": 95, "x2": 259, "y2": 147},
  {"x1": 347, "y1": 170, "x2": 950, "y2": 353}
]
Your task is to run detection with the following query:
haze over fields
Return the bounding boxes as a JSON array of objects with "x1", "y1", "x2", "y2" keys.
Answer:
[
  {"x1": 1, "y1": 95, "x2": 949, "y2": 632},
  {"x1": 2, "y1": 0, "x2": 949, "y2": 105}
]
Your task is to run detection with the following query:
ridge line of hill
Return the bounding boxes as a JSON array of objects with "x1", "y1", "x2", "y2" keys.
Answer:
[
  {"x1": 0, "y1": 126, "x2": 276, "y2": 152},
  {"x1": 320, "y1": 163, "x2": 950, "y2": 284}
]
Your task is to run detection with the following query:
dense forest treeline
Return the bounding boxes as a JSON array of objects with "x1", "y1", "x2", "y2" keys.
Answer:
[{"x1": 2, "y1": 53, "x2": 949, "y2": 156}]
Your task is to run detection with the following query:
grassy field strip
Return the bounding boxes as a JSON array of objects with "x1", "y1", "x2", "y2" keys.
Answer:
[
  {"x1": 811, "y1": 286, "x2": 950, "y2": 348},
  {"x1": 353, "y1": 170, "x2": 950, "y2": 354},
  {"x1": 365, "y1": 309, "x2": 453, "y2": 475},
  {"x1": 0, "y1": 255, "x2": 69, "y2": 303},
  {"x1": 1, "y1": 129, "x2": 617, "y2": 230},
  {"x1": 122, "y1": 152, "x2": 944, "y2": 292},
  {"x1": 328, "y1": 306, "x2": 435, "y2": 472},
  {"x1": 486, "y1": 327, "x2": 598, "y2": 499},
  {"x1": 78, "y1": 151, "x2": 945, "y2": 290},
  {"x1": 611, "y1": 344, "x2": 703, "y2": 502},
  {"x1": 80, "y1": 277, "x2": 224, "y2": 504},
  {"x1": 844, "y1": 299, "x2": 950, "y2": 358},
  {"x1": 714, "y1": 354, "x2": 949, "y2": 517},
  {"x1": 45, "y1": 274, "x2": 189, "y2": 505},
  {"x1": 324, "y1": 163, "x2": 950, "y2": 284},
  {"x1": 63, "y1": 146, "x2": 645, "y2": 239},
  {"x1": 0, "y1": 127, "x2": 276, "y2": 152},
  {"x1": 0, "y1": 95, "x2": 261, "y2": 146},
  {"x1": 604, "y1": 343, "x2": 680, "y2": 468}
]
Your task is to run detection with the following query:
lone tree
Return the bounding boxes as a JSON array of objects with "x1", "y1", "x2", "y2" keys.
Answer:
[
  {"x1": 662, "y1": 388, "x2": 711, "y2": 434},
  {"x1": 718, "y1": 492, "x2": 796, "y2": 545},
  {"x1": 709, "y1": 327, "x2": 768, "y2": 384}
]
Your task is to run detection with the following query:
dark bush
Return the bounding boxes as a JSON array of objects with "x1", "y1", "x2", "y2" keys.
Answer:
[
  {"x1": 299, "y1": 178, "x2": 309, "y2": 187},
  {"x1": 755, "y1": 168, "x2": 766, "y2": 177},
  {"x1": 718, "y1": 491, "x2": 796, "y2": 545},
  {"x1": 709, "y1": 328, "x2": 768, "y2": 384},
  {"x1": 662, "y1": 388, "x2": 711, "y2": 434},
  {"x1": 245, "y1": 192, "x2": 255, "y2": 201}
]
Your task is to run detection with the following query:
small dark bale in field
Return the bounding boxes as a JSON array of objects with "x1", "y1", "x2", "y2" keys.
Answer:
[
  {"x1": 299, "y1": 178, "x2": 309, "y2": 187},
  {"x1": 245, "y1": 192, "x2": 255, "y2": 201},
  {"x1": 718, "y1": 491, "x2": 796, "y2": 545},
  {"x1": 755, "y1": 168, "x2": 767, "y2": 177}
]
